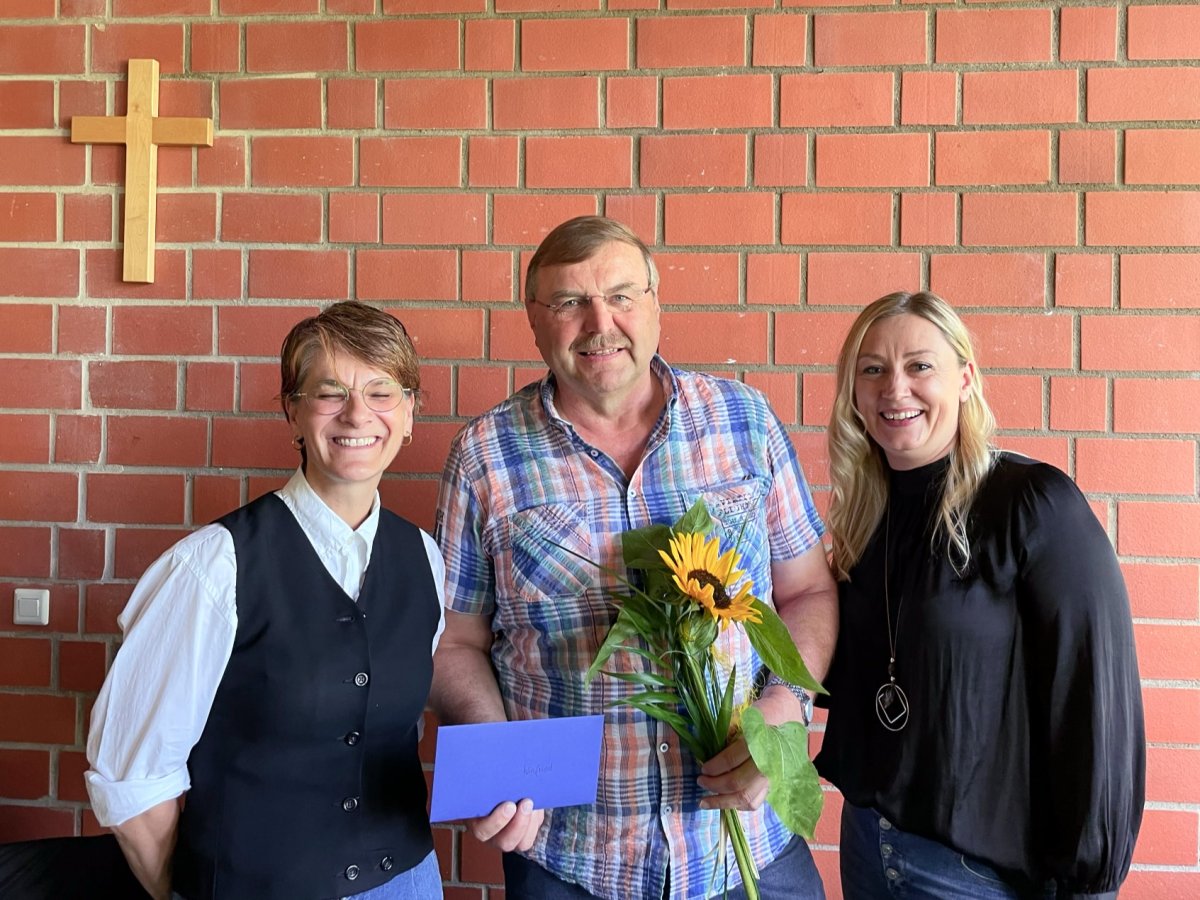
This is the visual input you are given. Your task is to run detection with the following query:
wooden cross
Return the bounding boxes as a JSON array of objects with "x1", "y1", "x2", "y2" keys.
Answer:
[{"x1": 71, "y1": 59, "x2": 213, "y2": 283}]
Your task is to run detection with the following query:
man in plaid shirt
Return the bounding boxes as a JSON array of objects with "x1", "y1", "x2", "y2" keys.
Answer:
[{"x1": 431, "y1": 216, "x2": 837, "y2": 899}]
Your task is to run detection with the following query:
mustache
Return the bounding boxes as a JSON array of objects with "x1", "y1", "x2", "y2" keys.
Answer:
[{"x1": 572, "y1": 336, "x2": 629, "y2": 353}]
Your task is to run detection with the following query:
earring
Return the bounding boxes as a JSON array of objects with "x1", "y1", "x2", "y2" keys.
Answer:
[
  {"x1": 291, "y1": 435, "x2": 304, "y2": 451},
  {"x1": 402, "y1": 433, "x2": 413, "y2": 447}
]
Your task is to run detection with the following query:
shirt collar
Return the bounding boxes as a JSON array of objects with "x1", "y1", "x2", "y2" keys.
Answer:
[
  {"x1": 538, "y1": 354, "x2": 678, "y2": 426},
  {"x1": 278, "y1": 468, "x2": 380, "y2": 553}
]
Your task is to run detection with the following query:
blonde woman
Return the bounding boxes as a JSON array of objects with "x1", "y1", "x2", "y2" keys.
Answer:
[{"x1": 814, "y1": 292, "x2": 1144, "y2": 899}]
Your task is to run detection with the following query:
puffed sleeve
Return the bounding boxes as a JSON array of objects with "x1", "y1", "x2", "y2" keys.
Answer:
[{"x1": 1014, "y1": 463, "x2": 1145, "y2": 898}]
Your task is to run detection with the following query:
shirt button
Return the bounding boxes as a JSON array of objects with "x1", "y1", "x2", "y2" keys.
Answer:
[
  {"x1": 658, "y1": 742, "x2": 669, "y2": 753},
  {"x1": 589, "y1": 449, "x2": 599, "y2": 457},
  {"x1": 879, "y1": 817, "x2": 892, "y2": 830},
  {"x1": 380, "y1": 856, "x2": 394, "y2": 871},
  {"x1": 663, "y1": 804, "x2": 673, "y2": 814},
  {"x1": 343, "y1": 797, "x2": 359, "y2": 812},
  {"x1": 354, "y1": 672, "x2": 369, "y2": 687},
  {"x1": 344, "y1": 731, "x2": 361, "y2": 746},
  {"x1": 886, "y1": 868, "x2": 899, "y2": 881},
  {"x1": 345, "y1": 865, "x2": 360, "y2": 881}
]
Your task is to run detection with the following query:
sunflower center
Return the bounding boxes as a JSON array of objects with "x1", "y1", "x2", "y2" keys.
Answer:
[{"x1": 689, "y1": 569, "x2": 731, "y2": 609}]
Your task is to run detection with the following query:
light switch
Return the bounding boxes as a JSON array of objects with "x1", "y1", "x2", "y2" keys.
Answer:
[{"x1": 13, "y1": 588, "x2": 49, "y2": 626}]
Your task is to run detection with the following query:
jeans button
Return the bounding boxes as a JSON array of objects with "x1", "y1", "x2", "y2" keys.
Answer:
[
  {"x1": 886, "y1": 867, "x2": 900, "y2": 881},
  {"x1": 881, "y1": 843, "x2": 893, "y2": 857},
  {"x1": 879, "y1": 817, "x2": 892, "y2": 830}
]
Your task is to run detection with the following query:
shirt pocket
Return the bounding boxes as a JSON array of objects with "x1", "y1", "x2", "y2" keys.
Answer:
[
  {"x1": 490, "y1": 501, "x2": 595, "y2": 605},
  {"x1": 696, "y1": 477, "x2": 771, "y2": 572}
]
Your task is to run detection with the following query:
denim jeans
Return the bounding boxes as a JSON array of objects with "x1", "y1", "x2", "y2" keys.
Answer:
[
  {"x1": 502, "y1": 834, "x2": 825, "y2": 900},
  {"x1": 839, "y1": 801, "x2": 1055, "y2": 900}
]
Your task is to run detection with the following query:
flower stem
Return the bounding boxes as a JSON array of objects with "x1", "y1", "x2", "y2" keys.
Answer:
[{"x1": 723, "y1": 808, "x2": 760, "y2": 900}]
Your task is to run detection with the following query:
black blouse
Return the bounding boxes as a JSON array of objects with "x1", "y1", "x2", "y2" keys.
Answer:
[{"x1": 815, "y1": 452, "x2": 1145, "y2": 898}]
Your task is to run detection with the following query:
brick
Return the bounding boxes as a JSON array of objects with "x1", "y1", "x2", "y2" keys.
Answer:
[
  {"x1": 1121, "y1": 253, "x2": 1200, "y2": 309},
  {"x1": 962, "y1": 194, "x2": 1077, "y2": 248},
  {"x1": 456, "y1": 366, "x2": 510, "y2": 418},
  {"x1": 775, "y1": 311, "x2": 858, "y2": 367},
  {"x1": 0, "y1": 637, "x2": 51, "y2": 687},
  {"x1": 753, "y1": 134, "x2": 808, "y2": 187},
  {"x1": 0, "y1": 414, "x2": 49, "y2": 464},
  {"x1": 414, "y1": 365, "x2": 453, "y2": 416},
  {"x1": 113, "y1": 527, "x2": 191, "y2": 579},
  {"x1": 190, "y1": 22, "x2": 240, "y2": 73},
  {"x1": 1125, "y1": 129, "x2": 1200, "y2": 185},
  {"x1": 815, "y1": 133, "x2": 929, "y2": 188},
  {"x1": 1121, "y1": 504, "x2": 1200, "y2": 559},
  {"x1": 211, "y1": 418, "x2": 295, "y2": 470},
  {"x1": 493, "y1": 76, "x2": 599, "y2": 130},
  {"x1": 89, "y1": 360, "x2": 177, "y2": 410},
  {"x1": 382, "y1": 195, "x2": 487, "y2": 246},
  {"x1": 936, "y1": 131, "x2": 1049, "y2": 186},
  {"x1": 0, "y1": 81, "x2": 53, "y2": 128},
  {"x1": 1058, "y1": 130, "x2": 1116, "y2": 185},
  {"x1": 85, "y1": 249, "x2": 187, "y2": 301},
  {"x1": 113, "y1": 306, "x2": 212, "y2": 356},
  {"x1": 900, "y1": 71, "x2": 957, "y2": 126},
  {"x1": 745, "y1": 372, "x2": 798, "y2": 426},
  {"x1": 637, "y1": 16, "x2": 744, "y2": 68},
  {"x1": 58, "y1": 80, "x2": 105, "y2": 129},
  {"x1": 329, "y1": 193, "x2": 379, "y2": 245},
  {"x1": 193, "y1": 475, "x2": 242, "y2": 524},
  {"x1": 1144, "y1": 685, "x2": 1200, "y2": 745},
  {"x1": 58, "y1": 750, "x2": 90, "y2": 803},
  {"x1": 92, "y1": 23, "x2": 184, "y2": 75},
  {"x1": 982, "y1": 374, "x2": 1046, "y2": 430},
  {"x1": 83, "y1": 583, "x2": 130, "y2": 635},
  {"x1": 462, "y1": 19, "x2": 514, "y2": 72},
  {"x1": 217, "y1": 306, "x2": 316, "y2": 357},
  {"x1": 1133, "y1": 809, "x2": 1199, "y2": 868},
  {"x1": 1049, "y1": 376, "x2": 1106, "y2": 432},
  {"x1": 146, "y1": 193, "x2": 215, "y2": 244},
  {"x1": 88, "y1": 474, "x2": 185, "y2": 525},
  {"x1": 781, "y1": 72, "x2": 893, "y2": 127},
  {"x1": 1088, "y1": 68, "x2": 1200, "y2": 123},
  {"x1": 1054, "y1": 254, "x2": 1112, "y2": 309},
  {"x1": 0, "y1": 248, "x2": 78, "y2": 299},
  {"x1": 114, "y1": 0, "x2": 205, "y2": 14},
  {"x1": 1083, "y1": 316, "x2": 1200, "y2": 372},
  {"x1": 1128, "y1": 4, "x2": 1200, "y2": 61},
  {"x1": 497, "y1": 0, "x2": 592, "y2": 8},
  {"x1": 219, "y1": 79, "x2": 322, "y2": 130},
  {"x1": 935, "y1": 9, "x2": 1051, "y2": 63},
  {"x1": 462, "y1": 250, "x2": 515, "y2": 302},
  {"x1": 251, "y1": 136, "x2": 354, "y2": 188},
  {"x1": 55, "y1": 415, "x2": 100, "y2": 463},
  {"x1": 781, "y1": 193, "x2": 892, "y2": 247},
  {"x1": 57, "y1": 305, "x2": 106, "y2": 355},
  {"x1": 753, "y1": 14, "x2": 806, "y2": 67},
  {"x1": 248, "y1": 250, "x2": 348, "y2": 300},
  {"x1": 62, "y1": 194, "x2": 112, "y2": 242},
  {"x1": 238, "y1": 362, "x2": 281, "y2": 413},
  {"x1": 660, "y1": 311, "x2": 768, "y2": 364},
  {"x1": 663, "y1": 74, "x2": 773, "y2": 129},
  {"x1": 390, "y1": 421, "x2": 459, "y2": 477},
  {"x1": 929, "y1": 254, "x2": 1046, "y2": 309},
  {"x1": 492, "y1": 194, "x2": 597, "y2": 246},
  {"x1": 607, "y1": 76, "x2": 657, "y2": 128},
  {"x1": 965, "y1": 313, "x2": 1072, "y2": 368},
  {"x1": 247, "y1": 21, "x2": 346, "y2": 73},
  {"x1": 107, "y1": 416, "x2": 208, "y2": 468},
  {"x1": 665, "y1": 194, "x2": 774, "y2": 246},
  {"x1": 0, "y1": 692, "x2": 75, "y2": 744},
  {"x1": 392, "y1": 309, "x2": 485, "y2": 360},
  {"x1": 222, "y1": 193, "x2": 323, "y2": 244},
  {"x1": 185, "y1": 361, "x2": 235, "y2": 411},
  {"x1": 58, "y1": 527, "x2": 105, "y2": 580},
  {"x1": 654, "y1": 253, "x2": 739, "y2": 305},
  {"x1": 197, "y1": 136, "x2": 246, "y2": 188},
  {"x1": 0, "y1": 358, "x2": 80, "y2": 410},
  {"x1": 524, "y1": 136, "x2": 630, "y2": 189},
  {"x1": 807, "y1": 253, "x2": 922, "y2": 306},
  {"x1": 0, "y1": 137, "x2": 85, "y2": 188},
  {"x1": 1087, "y1": 191, "x2": 1200, "y2": 247},
  {"x1": 356, "y1": 250, "x2": 458, "y2": 302},
  {"x1": 489, "y1": 308, "x2": 546, "y2": 362},
  {"x1": 384, "y1": 78, "x2": 487, "y2": 129},
  {"x1": 1147, "y1": 746, "x2": 1200, "y2": 803},
  {"x1": 0, "y1": 527, "x2": 52, "y2": 578},
  {"x1": 814, "y1": 12, "x2": 926, "y2": 66},
  {"x1": 356, "y1": 20, "x2": 458, "y2": 72},
  {"x1": 1077, "y1": 438, "x2": 1195, "y2": 496},
  {"x1": 900, "y1": 193, "x2": 956, "y2": 247},
  {"x1": 59, "y1": 640, "x2": 107, "y2": 693},
  {"x1": 963, "y1": 70, "x2": 1076, "y2": 125},
  {"x1": 1122, "y1": 563, "x2": 1199, "y2": 620},
  {"x1": 384, "y1": 0, "x2": 484, "y2": 11},
  {"x1": 0, "y1": 303, "x2": 52, "y2": 353},
  {"x1": 0, "y1": 804, "x2": 74, "y2": 843},
  {"x1": 467, "y1": 136, "x2": 518, "y2": 188},
  {"x1": 603, "y1": 195, "x2": 656, "y2": 248},
  {"x1": 524, "y1": 18, "x2": 627, "y2": 71},
  {"x1": 1060, "y1": 6, "x2": 1117, "y2": 62},
  {"x1": 0, "y1": 749, "x2": 49, "y2": 801},
  {"x1": 993, "y1": 436, "x2": 1070, "y2": 473},
  {"x1": 192, "y1": 248, "x2": 243, "y2": 301},
  {"x1": 330, "y1": 0, "x2": 375, "y2": 9},
  {"x1": 0, "y1": 25, "x2": 85, "y2": 74},
  {"x1": 60, "y1": 0, "x2": 104, "y2": 13},
  {"x1": 327, "y1": 79, "x2": 376, "y2": 130}
]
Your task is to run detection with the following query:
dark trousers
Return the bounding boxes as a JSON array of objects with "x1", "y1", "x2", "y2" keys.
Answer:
[{"x1": 502, "y1": 834, "x2": 825, "y2": 900}]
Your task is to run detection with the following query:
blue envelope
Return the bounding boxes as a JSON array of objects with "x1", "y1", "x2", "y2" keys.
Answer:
[{"x1": 429, "y1": 715, "x2": 605, "y2": 823}]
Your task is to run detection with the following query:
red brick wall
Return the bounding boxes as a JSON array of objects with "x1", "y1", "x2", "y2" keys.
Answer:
[{"x1": 1, "y1": 3, "x2": 1197, "y2": 897}]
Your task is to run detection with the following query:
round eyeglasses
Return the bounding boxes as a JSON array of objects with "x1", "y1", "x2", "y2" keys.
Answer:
[
  {"x1": 528, "y1": 285, "x2": 653, "y2": 321},
  {"x1": 291, "y1": 379, "x2": 414, "y2": 416}
]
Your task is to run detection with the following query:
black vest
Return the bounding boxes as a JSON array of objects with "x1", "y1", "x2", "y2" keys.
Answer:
[{"x1": 173, "y1": 494, "x2": 438, "y2": 900}]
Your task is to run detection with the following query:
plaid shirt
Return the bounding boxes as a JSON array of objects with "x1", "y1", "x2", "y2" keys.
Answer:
[{"x1": 435, "y1": 357, "x2": 825, "y2": 900}]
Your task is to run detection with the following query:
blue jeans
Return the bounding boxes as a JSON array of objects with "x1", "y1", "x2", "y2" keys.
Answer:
[
  {"x1": 345, "y1": 850, "x2": 443, "y2": 900},
  {"x1": 502, "y1": 834, "x2": 825, "y2": 899},
  {"x1": 839, "y1": 802, "x2": 1054, "y2": 900}
]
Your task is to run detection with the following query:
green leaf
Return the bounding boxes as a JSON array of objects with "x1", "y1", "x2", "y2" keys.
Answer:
[
  {"x1": 621, "y1": 523, "x2": 675, "y2": 571},
  {"x1": 741, "y1": 707, "x2": 824, "y2": 840},
  {"x1": 714, "y1": 663, "x2": 737, "y2": 745},
  {"x1": 585, "y1": 609, "x2": 642, "y2": 685},
  {"x1": 681, "y1": 610, "x2": 719, "y2": 655},
  {"x1": 605, "y1": 670, "x2": 677, "y2": 690},
  {"x1": 745, "y1": 600, "x2": 826, "y2": 695},
  {"x1": 673, "y1": 498, "x2": 713, "y2": 536}
]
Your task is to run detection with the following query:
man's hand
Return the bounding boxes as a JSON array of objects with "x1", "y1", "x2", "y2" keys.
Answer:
[
  {"x1": 468, "y1": 798, "x2": 545, "y2": 852},
  {"x1": 696, "y1": 736, "x2": 769, "y2": 811}
]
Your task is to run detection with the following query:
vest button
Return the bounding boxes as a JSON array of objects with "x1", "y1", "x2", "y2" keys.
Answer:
[
  {"x1": 343, "y1": 796, "x2": 359, "y2": 812},
  {"x1": 381, "y1": 856, "x2": 394, "y2": 871},
  {"x1": 344, "y1": 731, "x2": 361, "y2": 746},
  {"x1": 354, "y1": 672, "x2": 369, "y2": 687},
  {"x1": 345, "y1": 865, "x2": 360, "y2": 881}
]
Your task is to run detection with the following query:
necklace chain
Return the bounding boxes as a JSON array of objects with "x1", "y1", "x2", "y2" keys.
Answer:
[
  {"x1": 876, "y1": 502, "x2": 910, "y2": 731},
  {"x1": 883, "y1": 505, "x2": 901, "y2": 672}
]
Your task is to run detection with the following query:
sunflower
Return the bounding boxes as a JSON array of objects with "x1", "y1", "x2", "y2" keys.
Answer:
[{"x1": 658, "y1": 532, "x2": 762, "y2": 629}]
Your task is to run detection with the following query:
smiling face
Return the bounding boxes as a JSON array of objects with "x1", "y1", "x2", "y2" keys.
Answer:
[
  {"x1": 854, "y1": 313, "x2": 975, "y2": 471},
  {"x1": 286, "y1": 350, "x2": 413, "y2": 510},
  {"x1": 526, "y1": 239, "x2": 661, "y2": 414}
]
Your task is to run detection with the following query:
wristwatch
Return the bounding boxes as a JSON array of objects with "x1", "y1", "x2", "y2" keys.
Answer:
[{"x1": 763, "y1": 672, "x2": 813, "y2": 727}]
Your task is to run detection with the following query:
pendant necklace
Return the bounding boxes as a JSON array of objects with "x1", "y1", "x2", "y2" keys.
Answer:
[{"x1": 875, "y1": 504, "x2": 910, "y2": 731}]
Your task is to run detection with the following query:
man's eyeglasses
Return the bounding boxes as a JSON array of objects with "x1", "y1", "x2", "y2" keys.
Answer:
[
  {"x1": 291, "y1": 379, "x2": 415, "y2": 415},
  {"x1": 529, "y1": 285, "x2": 653, "y2": 321}
]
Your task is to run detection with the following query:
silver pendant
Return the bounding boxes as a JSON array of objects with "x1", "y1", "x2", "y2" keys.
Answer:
[{"x1": 875, "y1": 681, "x2": 909, "y2": 731}]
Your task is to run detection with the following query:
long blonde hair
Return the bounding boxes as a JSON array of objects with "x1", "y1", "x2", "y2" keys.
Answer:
[{"x1": 827, "y1": 292, "x2": 996, "y2": 580}]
